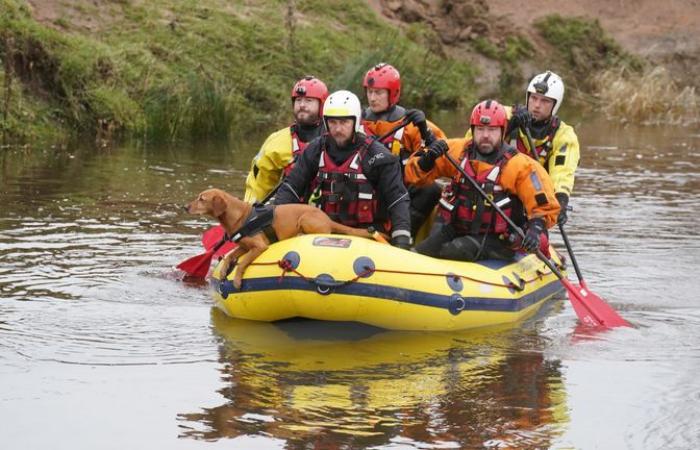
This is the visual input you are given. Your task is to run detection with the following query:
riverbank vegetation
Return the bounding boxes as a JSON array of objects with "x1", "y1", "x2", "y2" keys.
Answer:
[
  {"x1": 0, "y1": 0, "x2": 478, "y2": 146},
  {"x1": 594, "y1": 67, "x2": 699, "y2": 126},
  {"x1": 1, "y1": 1, "x2": 697, "y2": 148}
]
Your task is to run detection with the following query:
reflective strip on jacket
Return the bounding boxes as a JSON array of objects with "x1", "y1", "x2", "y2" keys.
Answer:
[
  {"x1": 361, "y1": 110, "x2": 447, "y2": 173},
  {"x1": 512, "y1": 119, "x2": 580, "y2": 197},
  {"x1": 314, "y1": 140, "x2": 378, "y2": 226},
  {"x1": 438, "y1": 148, "x2": 519, "y2": 235},
  {"x1": 464, "y1": 107, "x2": 580, "y2": 196},
  {"x1": 404, "y1": 138, "x2": 561, "y2": 229}
]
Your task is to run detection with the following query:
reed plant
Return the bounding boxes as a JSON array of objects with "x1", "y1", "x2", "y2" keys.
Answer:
[{"x1": 593, "y1": 66, "x2": 699, "y2": 126}]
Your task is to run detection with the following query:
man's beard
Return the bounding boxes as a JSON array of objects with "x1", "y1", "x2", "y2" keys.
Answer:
[
  {"x1": 476, "y1": 141, "x2": 495, "y2": 154},
  {"x1": 331, "y1": 133, "x2": 352, "y2": 148},
  {"x1": 294, "y1": 111, "x2": 319, "y2": 126}
]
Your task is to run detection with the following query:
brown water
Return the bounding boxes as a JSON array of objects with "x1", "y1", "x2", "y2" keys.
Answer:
[{"x1": 1, "y1": 117, "x2": 699, "y2": 449}]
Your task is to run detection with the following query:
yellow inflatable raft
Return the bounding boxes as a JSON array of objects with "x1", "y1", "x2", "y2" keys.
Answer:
[{"x1": 210, "y1": 234, "x2": 565, "y2": 331}]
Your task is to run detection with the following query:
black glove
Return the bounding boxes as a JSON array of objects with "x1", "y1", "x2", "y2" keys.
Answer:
[
  {"x1": 417, "y1": 139, "x2": 448, "y2": 172},
  {"x1": 522, "y1": 218, "x2": 545, "y2": 253},
  {"x1": 555, "y1": 193, "x2": 569, "y2": 226},
  {"x1": 509, "y1": 104, "x2": 531, "y2": 131},
  {"x1": 423, "y1": 129, "x2": 437, "y2": 146},
  {"x1": 391, "y1": 233, "x2": 412, "y2": 250},
  {"x1": 405, "y1": 108, "x2": 429, "y2": 139}
]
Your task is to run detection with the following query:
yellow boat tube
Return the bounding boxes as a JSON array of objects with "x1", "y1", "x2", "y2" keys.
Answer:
[{"x1": 210, "y1": 234, "x2": 565, "y2": 331}]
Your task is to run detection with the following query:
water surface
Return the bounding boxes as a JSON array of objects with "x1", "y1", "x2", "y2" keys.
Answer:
[{"x1": 1, "y1": 117, "x2": 699, "y2": 449}]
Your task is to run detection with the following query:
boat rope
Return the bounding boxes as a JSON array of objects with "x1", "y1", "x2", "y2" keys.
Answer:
[{"x1": 248, "y1": 258, "x2": 561, "y2": 291}]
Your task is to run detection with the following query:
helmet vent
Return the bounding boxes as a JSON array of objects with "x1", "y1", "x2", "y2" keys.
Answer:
[{"x1": 480, "y1": 116, "x2": 491, "y2": 125}]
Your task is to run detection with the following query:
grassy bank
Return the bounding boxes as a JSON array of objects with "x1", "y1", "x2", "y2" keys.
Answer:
[
  {"x1": 0, "y1": 0, "x2": 478, "y2": 146},
  {"x1": 534, "y1": 15, "x2": 643, "y2": 95}
]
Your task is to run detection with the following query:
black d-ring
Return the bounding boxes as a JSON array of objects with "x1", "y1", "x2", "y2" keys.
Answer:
[
  {"x1": 314, "y1": 273, "x2": 337, "y2": 296},
  {"x1": 448, "y1": 294, "x2": 466, "y2": 315}
]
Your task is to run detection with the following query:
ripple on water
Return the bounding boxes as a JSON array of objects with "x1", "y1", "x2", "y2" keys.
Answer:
[{"x1": 0, "y1": 298, "x2": 215, "y2": 366}]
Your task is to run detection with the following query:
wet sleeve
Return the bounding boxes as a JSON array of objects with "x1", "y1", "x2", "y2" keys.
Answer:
[
  {"x1": 401, "y1": 123, "x2": 423, "y2": 154},
  {"x1": 401, "y1": 120, "x2": 448, "y2": 154},
  {"x1": 546, "y1": 124, "x2": 580, "y2": 196},
  {"x1": 501, "y1": 155, "x2": 561, "y2": 229},
  {"x1": 244, "y1": 129, "x2": 292, "y2": 203},
  {"x1": 404, "y1": 138, "x2": 463, "y2": 186}
]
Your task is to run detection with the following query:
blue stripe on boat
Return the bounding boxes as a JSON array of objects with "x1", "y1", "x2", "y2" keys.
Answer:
[{"x1": 210, "y1": 277, "x2": 563, "y2": 313}]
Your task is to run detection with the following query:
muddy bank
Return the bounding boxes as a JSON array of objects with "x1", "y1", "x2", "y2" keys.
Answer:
[{"x1": 370, "y1": 0, "x2": 700, "y2": 91}]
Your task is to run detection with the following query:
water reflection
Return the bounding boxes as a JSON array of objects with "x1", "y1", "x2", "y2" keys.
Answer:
[
  {"x1": 1, "y1": 118, "x2": 699, "y2": 448},
  {"x1": 179, "y1": 308, "x2": 569, "y2": 448}
]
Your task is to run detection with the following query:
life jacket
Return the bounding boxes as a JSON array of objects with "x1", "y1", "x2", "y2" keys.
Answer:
[
  {"x1": 512, "y1": 117, "x2": 560, "y2": 165},
  {"x1": 226, "y1": 204, "x2": 278, "y2": 244},
  {"x1": 313, "y1": 138, "x2": 378, "y2": 227},
  {"x1": 438, "y1": 145, "x2": 522, "y2": 236},
  {"x1": 362, "y1": 122, "x2": 409, "y2": 165},
  {"x1": 282, "y1": 126, "x2": 311, "y2": 177}
]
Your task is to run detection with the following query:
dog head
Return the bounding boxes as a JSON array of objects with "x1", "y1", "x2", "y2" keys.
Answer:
[{"x1": 185, "y1": 188, "x2": 229, "y2": 218}]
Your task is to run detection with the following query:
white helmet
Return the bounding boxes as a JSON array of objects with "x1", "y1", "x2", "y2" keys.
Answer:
[
  {"x1": 323, "y1": 90, "x2": 362, "y2": 132},
  {"x1": 526, "y1": 71, "x2": 565, "y2": 116}
]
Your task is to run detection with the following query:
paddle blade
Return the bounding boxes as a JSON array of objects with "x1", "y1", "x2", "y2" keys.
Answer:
[
  {"x1": 176, "y1": 250, "x2": 215, "y2": 278},
  {"x1": 563, "y1": 279, "x2": 631, "y2": 328},
  {"x1": 202, "y1": 225, "x2": 225, "y2": 250},
  {"x1": 213, "y1": 241, "x2": 236, "y2": 259}
]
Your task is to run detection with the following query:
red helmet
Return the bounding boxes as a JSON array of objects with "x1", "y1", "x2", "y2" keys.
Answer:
[
  {"x1": 470, "y1": 100, "x2": 507, "y2": 133},
  {"x1": 362, "y1": 63, "x2": 401, "y2": 107},
  {"x1": 291, "y1": 76, "x2": 329, "y2": 110}
]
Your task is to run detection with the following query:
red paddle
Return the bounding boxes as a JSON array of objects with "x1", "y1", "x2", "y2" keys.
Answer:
[
  {"x1": 177, "y1": 235, "x2": 235, "y2": 278},
  {"x1": 201, "y1": 225, "x2": 234, "y2": 259},
  {"x1": 557, "y1": 223, "x2": 630, "y2": 327},
  {"x1": 201, "y1": 225, "x2": 223, "y2": 249},
  {"x1": 443, "y1": 150, "x2": 630, "y2": 328}
]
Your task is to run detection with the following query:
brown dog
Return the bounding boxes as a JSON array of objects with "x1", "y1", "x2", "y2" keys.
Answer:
[{"x1": 186, "y1": 188, "x2": 375, "y2": 288}]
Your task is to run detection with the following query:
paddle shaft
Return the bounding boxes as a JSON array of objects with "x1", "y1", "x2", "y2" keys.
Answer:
[
  {"x1": 558, "y1": 223, "x2": 587, "y2": 287},
  {"x1": 521, "y1": 126, "x2": 587, "y2": 287}
]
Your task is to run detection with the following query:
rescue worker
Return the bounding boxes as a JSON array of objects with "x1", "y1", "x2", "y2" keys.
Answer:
[
  {"x1": 404, "y1": 100, "x2": 560, "y2": 262},
  {"x1": 273, "y1": 90, "x2": 412, "y2": 250},
  {"x1": 361, "y1": 63, "x2": 448, "y2": 236},
  {"x1": 244, "y1": 76, "x2": 329, "y2": 203},
  {"x1": 505, "y1": 71, "x2": 580, "y2": 225}
]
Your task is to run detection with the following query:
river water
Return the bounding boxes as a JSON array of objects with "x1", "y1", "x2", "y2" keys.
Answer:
[{"x1": 1, "y1": 116, "x2": 699, "y2": 449}]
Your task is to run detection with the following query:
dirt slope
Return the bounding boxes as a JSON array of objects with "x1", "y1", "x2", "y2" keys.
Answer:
[{"x1": 369, "y1": 0, "x2": 700, "y2": 88}]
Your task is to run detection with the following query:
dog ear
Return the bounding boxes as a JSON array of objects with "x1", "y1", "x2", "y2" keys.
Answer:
[{"x1": 212, "y1": 194, "x2": 227, "y2": 217}]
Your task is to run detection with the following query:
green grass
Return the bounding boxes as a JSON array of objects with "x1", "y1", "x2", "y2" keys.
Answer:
[
  {"x1": 0, "y1": 0, "x2": 479, "y2": 146},
  {"x1": 472, "y1": 34, "x2": 534, "y2": 98},
  {"x1": 535, "y1": 15, "x2": 642, "y2": 76}
]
